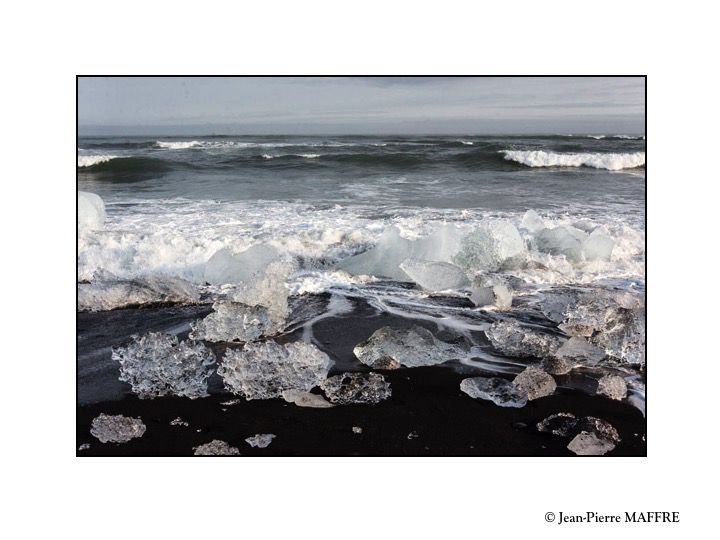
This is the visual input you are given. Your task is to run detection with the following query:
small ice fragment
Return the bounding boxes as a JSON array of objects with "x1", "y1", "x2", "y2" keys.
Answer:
[
  {"x1": 78, "y1": 443, "x2": 91, "y2": 451},
  {"x1": 460, "y1": 377, "x2": 528, "y2": 408},
  {"x1": 189, "y1": 301, "x2": 272, "y2": 342},
  {"x1": 352, "y1": 426, "x2": 363, "y2": 434},
  {"x1": 170, "y1": 417, "x2": 189, "y2": 427},
  {"x1": 282, "y1": 389, "x2": 335, "y2": 408},
  {"x1": 78, "y1": 191, "x2": 106, "y2": 231},
  {"x1": 567, "y1": 431, "x2": 616, "y2": 456},
  {"x1": 112, "y1": 333, "x2": 216, "y2": 399},
  {"x1": 90, "y1": 414, "x2": 146, "y2": 444},
  {"x1": 554, "y1": 337, "x2": 605, "y2": 365},
  {"x1": 485, "y1": 320, "x2": 562, "y2": 358},
  {"x1": 353, "y1": 325, "x2": 465, "y2": 369},
  {"x1": 541, "y1": 356, "x2": 577, "y2": 375},
  {"x1": 520, "y1": 209, "x2": 545, "y2": 233},
  {"x1": 536, "y1": 414, "x2": 620, "y2": 444},
  {"x1": 596, "y1": 375, "x2": 628, "y2": 400},
  {"x1": 194, "y1": 440, "x2": 241, "y2": 455},
  {"x1": 512, "y1": 366, "x2": 556, "y2": 400},
  {"x1": 453, "y1": 219, "x2": 526, "y2": 272},
  {"x1": 407, "y1": 431, "x2": 419, "y2": 440},
  {"x1": 470, "y1": 278, "x2": 513, "y2": 309},
  {"x1": 399, "y1": 259, "x2": 469, "y2": 291},
  {"x1": 245, "y1": 433, "x2": 276, "y2": 448},
  {"x1": 320, "y1": 372, "x2": 392, "y2": 404},
  {"x1": 218, "y1": 340, "x2": 331, "y2": 400},
  {"x1": 535, "y1": 226, "x2": 588, "y2": 262},
  {"x1": 582, "y1": 229, "x2": 615, "y2": 261}
]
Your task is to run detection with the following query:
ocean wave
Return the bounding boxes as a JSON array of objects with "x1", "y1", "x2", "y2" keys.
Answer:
[
  {"x1": 78, "y1": 155, "x2": 119, "y2": 167},
  {"x1": 261, "y1": 153, "x2": 321, "y2": 160},
  {"x1": 155, "y1": 140, "x2": 203, "y2": 149},
  {"x1": 500, "y1": 150, "x2": 645, "y2": 170},
  {"x1": 587, "y1": 135, "x2": 645, "y2": 141}
]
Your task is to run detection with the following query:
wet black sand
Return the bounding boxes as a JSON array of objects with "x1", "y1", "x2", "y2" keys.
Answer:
[{"x1": 77, "y1": 299, "x2": 646, "y2": 456}]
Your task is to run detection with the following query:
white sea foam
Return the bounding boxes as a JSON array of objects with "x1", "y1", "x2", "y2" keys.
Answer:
[
  {"x1": 460, "y1": 140, "x2": 474, "y2": 145},
  {"x1": 155, "y1": 141, "x2": 202, "y2": 149},
  {"x1": 78, "y1": 155, "x2": 118, "y2": 167},
  {"x1": 501, "y1": 150, "x2": 645, "y2": 170}
]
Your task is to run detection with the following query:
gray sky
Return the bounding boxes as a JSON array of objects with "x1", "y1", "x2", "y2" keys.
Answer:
[{"x1": 78, "y1": 76, "x2": 645, "y2": 135}]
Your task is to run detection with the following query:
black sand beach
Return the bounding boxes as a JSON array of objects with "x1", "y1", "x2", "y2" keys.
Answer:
[{"x1": 77, "y1": 300, "x2": 646, "y2": 457}]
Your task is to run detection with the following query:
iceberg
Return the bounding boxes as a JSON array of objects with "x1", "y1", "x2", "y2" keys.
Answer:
[
  {"x1": 112, "y1": 333, "x2": 216, "y2": 399},
  {"x1": 353, "y1": 325, "x2": 466, "y2": 369},
  {"x1": 399, "y1": 259, "x2": 469, "y2": 291},
  {"x1": 218, "y1": 341, "x2": 331, "y2": 400},
  {"x1": 485, "y1": 320, "x2": 562, "y2": 359},
  {"x1": 189, "y1": 301, "x2": 272, "y2": 342},
  {"x1": 194, "y1": 440, "x2": 240, "y2": 455},
  {"x1": 320, "y1": 372, "x2": 392, "y2": 404},
  {"x1": 460, "y1": 377, "x2": 528, "y2": 408},
  {"x1": 453, "y1": 219, "x2": 526, "y2": 272},
  {"x1": 512, "y1": 366, "x2": 556, "y2": 400},
  {"x1": 78, "y1": 191, "x2": 106, "y2": 232},
  {"x1": 90, "y1": 414, "x2": 146, "y2": 443}
]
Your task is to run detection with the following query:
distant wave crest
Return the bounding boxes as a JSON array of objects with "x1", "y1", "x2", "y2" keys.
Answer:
[
  {"x1": 78, "y1": 155, "x2": 119, "y2": 168},
  {"x1": 500, "y1": 150, "x2": 645, "y2": 171}
]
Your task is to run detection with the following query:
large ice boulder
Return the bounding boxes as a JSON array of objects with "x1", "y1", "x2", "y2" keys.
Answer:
[
  {"x1": 399, "y1": 259, "x2": 469, "y2": 291},
  {"x1": 78, "y1": 191, "x2": 106, "y2": 231},
  {"x1": 453, "y1": 219, "x2": 526, "y2": 272},
  {"x1": 535, "y1": 226, "x2": 588, "y2": 262},
  {"x1": 582, "y1": 229, "x2": 615, "y2": 261},
  {"x1": 204, "y1": 244, "x2": 281, "y2": 285},
  {"x1": 338, "y1": 225, "x2": 465, "y2": 281}
]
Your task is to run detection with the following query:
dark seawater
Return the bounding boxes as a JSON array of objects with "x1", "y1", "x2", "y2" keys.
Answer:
[{"x1": 78, "y1": 134, "x2": 646, "y2": 413}]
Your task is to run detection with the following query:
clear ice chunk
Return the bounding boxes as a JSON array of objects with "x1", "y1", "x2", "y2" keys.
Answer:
[
  {"x1": 337, "y1": 225, "x2": 466, "y2": 281},
  {"x1": 245, "y1": 433, "x2": 276, "y2": 448},
  {"x1": 218, "y1": 341, "x2": 331, "y2": 400},
  {"x1": 282, "y1": 389, "x2": 335, "y2": 408},
  {"x1": 189, "y1": 301, "x2": 272, "y2": 342},
  {"x1": 541, "y1": 356, "x2": 577, "y2": 375},
  {"x1": 554, "y1": 337, "x2": 606, "y2": 365},
  {"x1": 112, "y1": 333, "x2": 216, "y2": 399},
  {"x1": 535, "y1": 226, "x2": 588, "y2": 262},
  {"x1": 520, "y1": 209, "x2": 545, "y2": 233},
  {"x1": 596, "y1": 374, "x2": 628, "y2": 400},
  {"x1": 512, "y1": 366, "x2": 556, "y2": 400},
  {"x1": 460, "y1": 377, "x2": 528, "y2": 408},
  {"x1": 582, "y1": 229, "x2": 615, "y2": 261},
  {"x1": 194, "y1": 440, "x2": 240, "y2": 455},
  {"x1": 567, "y1": 432, "x2": 616, "y2": 456},
  {"x1": 78, "y1": 191, "x2": 106, "y2": 232},
  {"x1": 204, "y1": 244, "x2": 281, "y2": 285},
  {"x1": 90, "y1": 413, "x2": 146, "y2": 443},
  {"x1": 399, "y1": 259, "x2": 469, "y2": 291},
  {"x1": 470, "y1": 275, "x2": 513, "y2": 309},
  {"x1": 78, "y1": 275, "x2": 200, "y2": 312},
  {"x1": 485, "y1": 320, "x2": 562, "y2": 358},
  {"x1": 353, "y1": 325, "x2": 466, "y2": 369},
  {"x1": 453, "y1": 219, "x2": 526, "y2": 272},
  {"x1": 320, "y1": 372, "x2": 392, "y2": 404}
]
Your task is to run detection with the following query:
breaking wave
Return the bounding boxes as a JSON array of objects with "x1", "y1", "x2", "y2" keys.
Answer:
[
  {"x1": 500, "y1": 150, "x2": 645, "y2": 171},
  {"x1": 78, "y1": 155, "x2": 119, "y2": 168}
]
